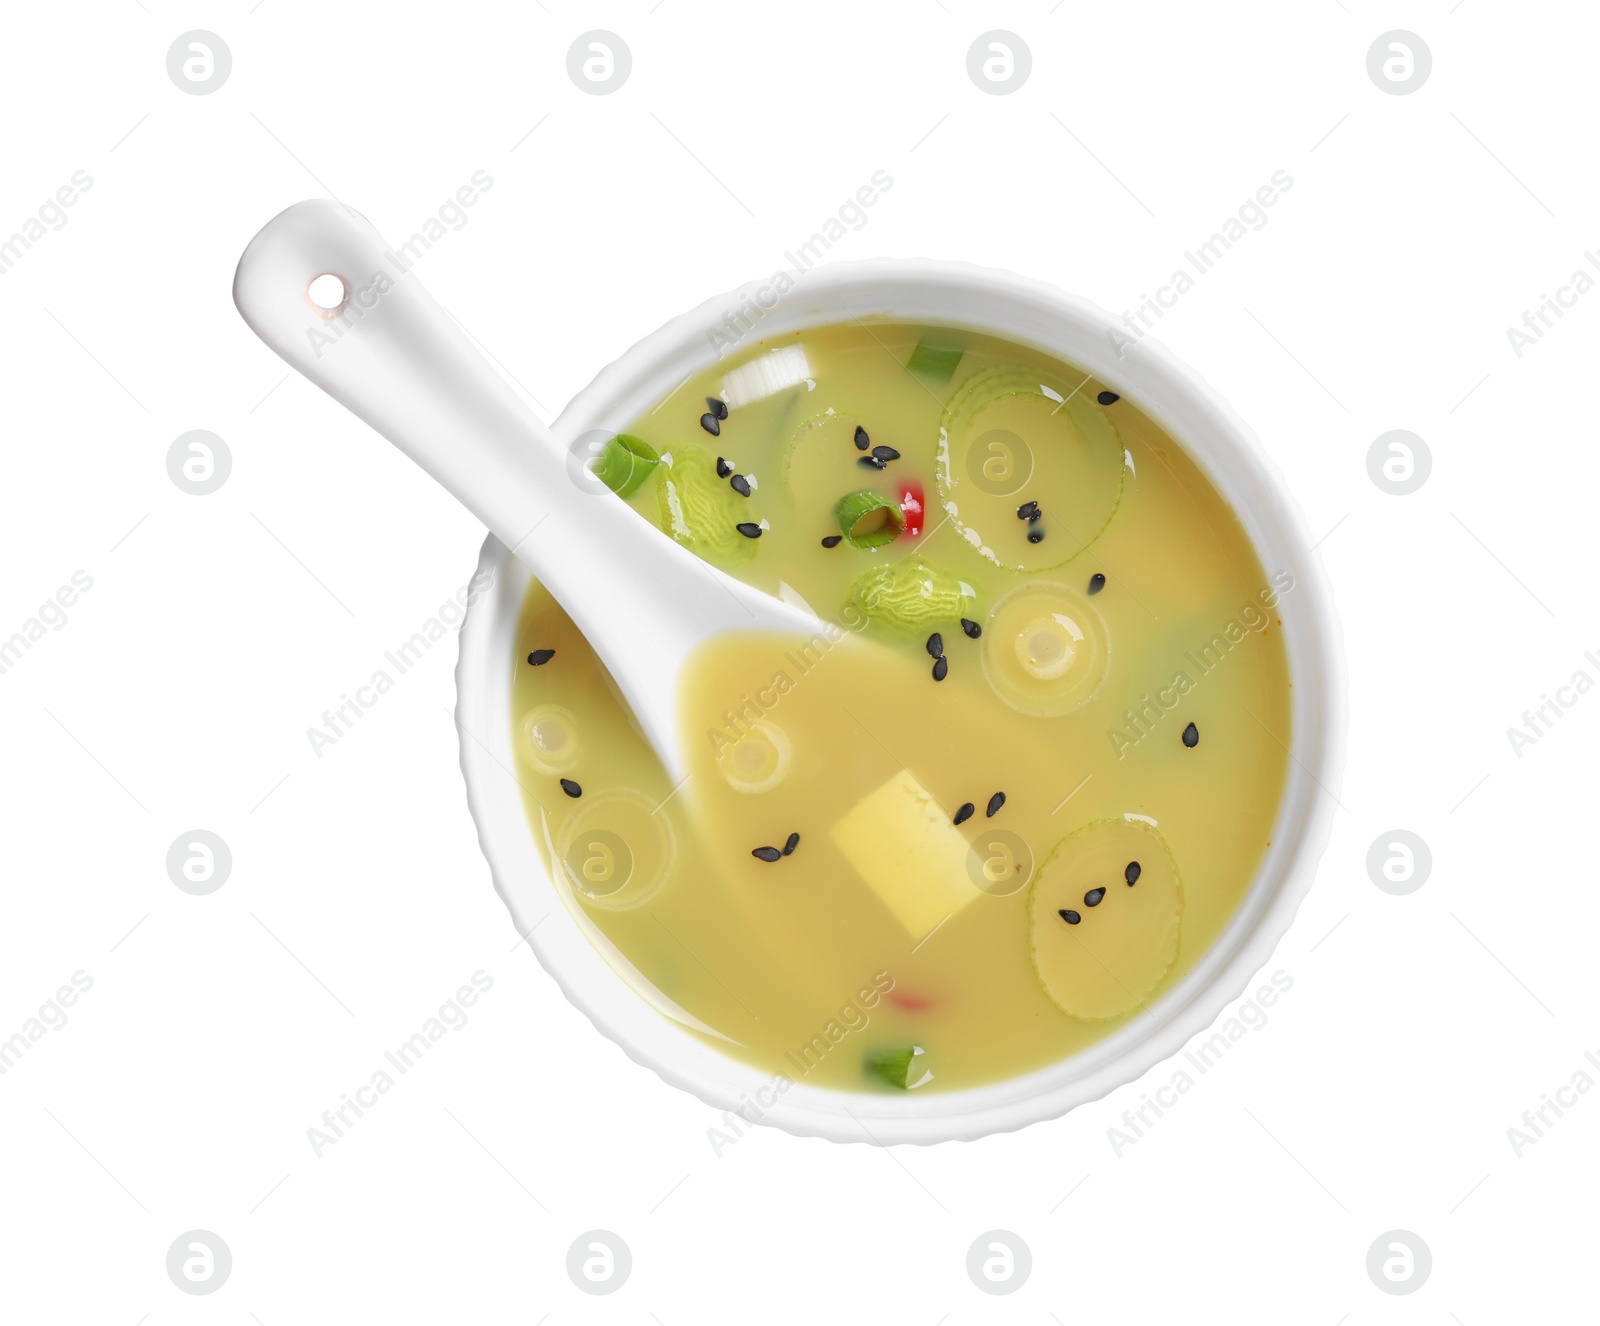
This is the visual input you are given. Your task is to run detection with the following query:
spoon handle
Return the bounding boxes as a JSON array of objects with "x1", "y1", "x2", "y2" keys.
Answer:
[
  {"x1": 233, "y1": 200, "x2": 813, "y2": 775},
  {"x1": 232, "y1": 199, "x2": 565, "y2": 557}
]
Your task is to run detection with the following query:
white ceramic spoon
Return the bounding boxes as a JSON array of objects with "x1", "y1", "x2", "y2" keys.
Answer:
[{"x1": 233, "y1": 199, "x2": 818, "y2": 778}]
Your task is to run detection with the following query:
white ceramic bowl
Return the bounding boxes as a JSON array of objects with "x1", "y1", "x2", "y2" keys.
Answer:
[{"x1": 454, "y1": 260, "x2": 1345, "y2": 1145}]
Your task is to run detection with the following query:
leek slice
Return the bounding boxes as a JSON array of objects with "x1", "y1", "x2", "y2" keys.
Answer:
[
  {"x1": 846, "y1": 554, "x2": 975, "y2": 635},
  {"x1": 935, "y1": 366, "x2": 1126, "y2": 571},
  {"x1": 656, "y1": 444, "x2": 757, "y2": 562}
]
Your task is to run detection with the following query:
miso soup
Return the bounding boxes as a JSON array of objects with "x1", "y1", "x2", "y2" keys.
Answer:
[{"x1": 510, "y1": 322, "x2": 1292, "y2": 1094}]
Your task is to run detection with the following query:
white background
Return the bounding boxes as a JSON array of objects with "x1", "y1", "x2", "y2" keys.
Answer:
[{"x1": 1, "y1": 1, "x2": 1594, "y2": 1319}]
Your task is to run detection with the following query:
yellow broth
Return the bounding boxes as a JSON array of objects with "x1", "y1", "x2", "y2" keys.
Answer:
[{"x1": 509, "y1": 322, "x2": 1292, "y2": 1093}]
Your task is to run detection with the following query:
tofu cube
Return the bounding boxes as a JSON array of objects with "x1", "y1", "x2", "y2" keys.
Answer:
[{"x1": 829, "y1": 769, "x2": 981, "y2": 940}]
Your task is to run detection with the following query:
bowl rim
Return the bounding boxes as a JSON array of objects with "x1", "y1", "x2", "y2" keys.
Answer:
[{"x1": 454, "y1": 258, "x2": 1347, "y2": 1145}]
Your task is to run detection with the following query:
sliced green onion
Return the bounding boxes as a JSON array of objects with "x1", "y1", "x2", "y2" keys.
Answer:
[
  {"x1": 906, "y1": 335, "x2": 965, "y2": 383},
  {"x1": 865, "y1": 1044, "x2": 931, "y2": 1090},
  {"x1": 832, "y1": 490, "x2": 904, "y2": 549},
  {"x1": 593, "y1": 433, "x2": 659, "y2": 497}
]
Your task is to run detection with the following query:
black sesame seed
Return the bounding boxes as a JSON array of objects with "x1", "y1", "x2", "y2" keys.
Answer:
[
  {"x1": 857, "y1": 455, "x2": 886, "y2": 470},
  {"x1": 736, "y1": 522, "x2": 763, "y2": 539},
  {"x1": 699, "y1": 412, "x2": 721, "y2": 437},
  {"x1": 1182, "y1": 721, "x2": 1200, "y2": 748},
  {"x1": 821, "y1": 534, "x2": 842, "y2": 548},
  {"x1": 1084, "y1": 887, "x2": 1106, "y2": 907},
  {"x1": 1096, "y1": 390, "x2": 1120, "y2": 406},
  {"x1": 707, "y1": 396, "x2": 728, "y2": 420},
  {"x1": 871, "y1": 445, "x2": 900, "y2": 463},
  {"x1": 526, "y1": 649, "x2": 556, "y2": 666},
  {"x1": 751, "y1": 846, "x2": 782, "y2": 862},
  {"x1": 853, "y1": 425, "x2": 870, "y2": 451},
  {"x1": 730, "y1": 473, "x2": 752, "y2": 497},
  {"x1": 1016, "y1": 500, "x2": 1040, "y2": 521},
  {"x1": 960, "y1": 617, "x2": 982, "y2": 639},
  {"x1": 932, "y1": 655, "x2": 948, "y2": 682},
  {"x1": 715, "y1": 456, "x2": 734, "y2": 478},
  {"x1": 953, "y1": 802, "x2": 975, "y2": 825},
  {"x1": 1088, "y1": 572, "x2": 1106, "y2": 595},
  {"x1": 782, "y1": 831, "x2": 800, "y2": 856},
  {"x1": 1125, "y1": 860, "x2": 1141, "y2": 885},
  {"x1": 986, "y1": 791, "x2": 1006, "y2": 818},
  {"x1": 1027, "y1": 529, "x2": 1045, "y2": 544},
  {"x1": 559, "y1": 778, "x2": 582, "y2": 798},
  {"x1": 1059, "y1": 909, "x2": 1082, "y2": 925},
  {"x1": 925, "y1": 632, "x2": 944, "y2": 659}
]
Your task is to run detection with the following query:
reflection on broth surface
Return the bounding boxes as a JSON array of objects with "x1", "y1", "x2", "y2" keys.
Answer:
[{"x1": 511, "y1": 322, "x2": 1293, "y2": 1093}]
